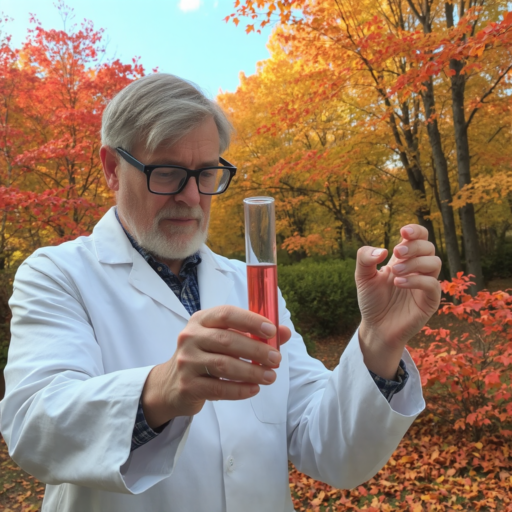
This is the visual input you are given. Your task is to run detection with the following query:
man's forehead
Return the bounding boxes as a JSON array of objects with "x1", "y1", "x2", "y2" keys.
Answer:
[
  {"x1": 130, "y1": 141, "x2": 220, "y2": 168},
  {"x1": 133, "y1": 120, "x2": 221, "y2": 165}
]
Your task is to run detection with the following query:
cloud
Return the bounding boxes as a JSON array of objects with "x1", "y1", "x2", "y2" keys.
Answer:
[{"x1": 178, "y1": 0, "x2": 201, "y2": 12}]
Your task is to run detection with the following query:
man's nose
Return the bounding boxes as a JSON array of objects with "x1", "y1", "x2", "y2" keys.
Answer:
[{"x1": 173, "y1": 176, "x2": 201, "y2": 206}]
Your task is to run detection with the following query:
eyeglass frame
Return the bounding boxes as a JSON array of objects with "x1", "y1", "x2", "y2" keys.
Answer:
[{"x1": 115, "y1": 147, "x2": 237, "y2": 196}]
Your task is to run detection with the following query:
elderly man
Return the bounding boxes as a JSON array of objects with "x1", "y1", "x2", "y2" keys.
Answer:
[{"x1": 0, "y1": 74, "x2": 440, "y2": 512}]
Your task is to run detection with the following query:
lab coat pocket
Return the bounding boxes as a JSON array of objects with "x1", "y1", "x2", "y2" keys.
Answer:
[{"x1": 250, "y1": 364, "x2": 288, "y2": 424}]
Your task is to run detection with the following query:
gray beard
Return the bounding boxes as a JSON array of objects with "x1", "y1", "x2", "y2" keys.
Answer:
[
  {"x1": 136, "y1": 220, "x2": 209, "y2": 261},
  {"x1": 122, "y1": 206, "x2": 209, "y2": 261}
]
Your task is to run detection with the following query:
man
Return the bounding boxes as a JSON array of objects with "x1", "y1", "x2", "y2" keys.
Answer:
[{"x1": 0, "y1": 74, "x2": 441, "y2": 512}]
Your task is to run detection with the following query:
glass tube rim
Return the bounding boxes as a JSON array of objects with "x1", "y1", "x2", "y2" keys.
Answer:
[{"x1": 243, "y1": 196, "x2": 275, "y2": 205}]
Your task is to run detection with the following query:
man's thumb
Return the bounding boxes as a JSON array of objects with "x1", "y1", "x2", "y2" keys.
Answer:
[{"x1": 355, "y1": 247, "x2": 388, "y2": 282}]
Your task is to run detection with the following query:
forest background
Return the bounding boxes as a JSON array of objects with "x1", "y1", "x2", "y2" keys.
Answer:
[{"x1": 0, "y1": 0, "x2": 512, "y2": 510}]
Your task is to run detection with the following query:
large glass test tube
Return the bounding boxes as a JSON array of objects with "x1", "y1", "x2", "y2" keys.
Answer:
[{"x1": 244, "y1": 197, "x2": 280, "y2": 350}]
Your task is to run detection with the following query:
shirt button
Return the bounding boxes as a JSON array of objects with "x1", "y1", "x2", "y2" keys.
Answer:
[
  {"x1": 226, "y1": 456, "x2": 235, "y2": 473},
  {"x1": 157, "y1": 267, "x2": 162, "y2": 272}
]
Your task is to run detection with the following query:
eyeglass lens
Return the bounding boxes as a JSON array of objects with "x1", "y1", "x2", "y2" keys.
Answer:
[{"x1": 149, "y1": 167, "x2": 231, "y2": 194}]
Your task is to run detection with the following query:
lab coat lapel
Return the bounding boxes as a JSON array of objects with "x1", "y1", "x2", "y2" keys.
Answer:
[
  {"x1": 92, "y1": 208, "x2": 236, "y2": 321},
  {"x1": 128, "y1": 253, "x2": 190, "y2": 321},
  {"x1": 197, "y1": 246, "x2": 234, "y2": 310},
  {"x1": 93, "y1": 207, "x2": 190, "y2": 321}
]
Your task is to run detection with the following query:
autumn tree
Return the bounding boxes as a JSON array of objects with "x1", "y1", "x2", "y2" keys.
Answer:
[
  {"x1": 0, "y1": 4, "x2": 144, "y2": 369},
  {"x1": 228, "y1": 0, "x2": 512, "y2": 292},
  {"x1": 214, "y1": 40, "x2": 417, "y2": 260}
]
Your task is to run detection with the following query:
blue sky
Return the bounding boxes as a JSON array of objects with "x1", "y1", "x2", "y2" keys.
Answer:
[{"x1": 0, "y1": 0, "x2": 274, "y2": 98}]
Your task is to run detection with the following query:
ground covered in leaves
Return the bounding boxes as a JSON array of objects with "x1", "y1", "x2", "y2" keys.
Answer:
[
  {"x1": 290, "y1": 331, "x2": 512, "y2": 511},
  {"x1": 0, "y1": 438, "x2": 43, "y2": 511},
  {"x1": 1, "y1": 294, "x2": 512, "y2": 511}
]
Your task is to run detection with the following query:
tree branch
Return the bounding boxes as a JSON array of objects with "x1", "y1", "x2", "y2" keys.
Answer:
[{"x1": 466, "y1": 64, "x2": 512, "y2": 129}]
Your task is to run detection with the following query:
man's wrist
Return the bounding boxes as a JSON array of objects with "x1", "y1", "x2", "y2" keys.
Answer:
[
  {"x1": 141, "y1": 364, "x2": 175, "y2": 430},
  {"x1": 358, "y1": 322, "x2": 404, "y2": 380}
]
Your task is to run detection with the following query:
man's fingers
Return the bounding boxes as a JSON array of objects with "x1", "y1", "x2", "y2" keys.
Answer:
[
  {"x1": 203, "y1": 353, "x2": 277, "y2": 384},
  {"x1": 393, "y1": 239, "x2": 435, "y2": 259},
  {"x1": 198, "y1": 328, "x2": 281, "y2": 367},
  {"x1": 400, "y1": 224, "x2": 429, "y2": 241},
  {"x1": 193, "y1": 305, "x2": 277, "y2": 339},
  {"x1": 393, "y1": 275, "x2": 442, "y2": 303},
  {"x1": 355, "y1": 246, "x2": 388, "y2": 281},
  {"x1": 278, "y1": 325, "x2": 291, "y2": 346},
  {"x1": 199, "y1": 378, "x2": 261, "y2": 402},
  {"x1": 392, "y1": 256, "x2": 442, "y2": 279}
]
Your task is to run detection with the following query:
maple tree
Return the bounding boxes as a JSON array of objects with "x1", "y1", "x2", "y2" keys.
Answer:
[
  {"x1": 226, "y1": 0, "x2": 512, "y2": 292},
  {"x1": 0, "y1": 4, "x2": 144, "y2": 368},
  {"x1": 0, "y1": 4, "x2": 143, "y2": 258},
  {"x1": 214, "y1": 41, "x2": 416, "y2": 261}
]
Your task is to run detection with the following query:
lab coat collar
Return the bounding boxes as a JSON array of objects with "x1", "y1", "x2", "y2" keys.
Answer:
[
  {"x1": 92, "y1": 207, "x2": 235, "y2": 320},
  {"x1": 93, "y1": 207, "x2": 134, "y2": 265}
]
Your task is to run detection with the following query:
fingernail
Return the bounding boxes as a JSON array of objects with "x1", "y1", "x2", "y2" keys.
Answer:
[
  {"x1": 261, "y1": 322, "x2": 276, "y2": 337},
  {"x1": 393, "y1": 263, "x2": 406, "y2": 274},
  {"x1": 395, "y1": 277, "x2": 408, "y2": 284},
  {"x1": 268, "y1": 351, "x2": 281, "y2": 365},
  {"x1": 250, "y1": 385, "x2": 260, "y2": 394},
  {"x1": 372, "y1": 248, "x2": 385, "y2": 257},
  {"x1": 404, "y1": 227, "x2": 414, "y2": 235},
  {"x1": 396, "y1": 246, "x2": 408, "y2": 257},
  {"x1": 263, "y1": 370, "x2": 275, "y2": 383}
]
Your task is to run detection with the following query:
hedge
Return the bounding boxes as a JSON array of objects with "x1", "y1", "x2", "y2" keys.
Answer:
[{"x1": 278, "y1": 258, "x2": 360, "y2": 341}]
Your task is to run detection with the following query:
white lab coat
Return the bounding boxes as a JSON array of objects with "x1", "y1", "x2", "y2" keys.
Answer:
[{"x1": 0, "y1": 207, "x2": 425, "y2": 512}]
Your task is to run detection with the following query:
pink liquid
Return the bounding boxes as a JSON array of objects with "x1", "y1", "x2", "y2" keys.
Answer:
[{"x1": 247, "y1": 264, "x2": 280, "y2": 350}]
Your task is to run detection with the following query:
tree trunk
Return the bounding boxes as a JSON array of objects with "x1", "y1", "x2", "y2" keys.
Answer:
[
  {"x1": 450, "y1": 59, "x2": 484, "y2": 292},
  {"x1": 387, "y1": 113, "x2": 441, "y2": 258},
  {"x1": 421, "y1": 79, "x2": 463, "y2": 278}
]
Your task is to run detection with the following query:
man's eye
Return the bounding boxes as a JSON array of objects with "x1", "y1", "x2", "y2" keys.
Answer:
[
  {"x1": 153, "y1": 169, "x2": 181, "y2": 181},
  {"x1": 201, "y1": 170, "x2": 217, "y2": 180}
]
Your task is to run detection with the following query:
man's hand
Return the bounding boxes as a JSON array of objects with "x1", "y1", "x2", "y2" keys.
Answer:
[
  {"x1": 141, "y1": 305, "x2": 292, "y2": 429},
  {"x1": 356, "y1": 224, "x2": 442, "y2": 380}
]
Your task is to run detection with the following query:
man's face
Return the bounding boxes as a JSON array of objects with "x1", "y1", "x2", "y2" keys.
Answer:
[{"x1": 114, "y1": 117, "x2": 220, "y2": 263}]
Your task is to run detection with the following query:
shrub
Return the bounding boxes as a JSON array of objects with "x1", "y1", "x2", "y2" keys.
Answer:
[
  {"x1": 410, "y1": 273, "x2": 512, "y2": 442},
  {"x1": 278, "y1": 258, "x2": 360, "y2": 339}
]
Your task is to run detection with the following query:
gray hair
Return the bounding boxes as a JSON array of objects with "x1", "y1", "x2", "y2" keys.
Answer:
[{"x1": 101, "y1": 73, "x2": 233, "y2": 154}]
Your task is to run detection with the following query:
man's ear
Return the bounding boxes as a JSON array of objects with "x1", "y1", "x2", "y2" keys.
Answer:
[{"x1": 100, "y1": 146, "x2": 120, "y2": 192}]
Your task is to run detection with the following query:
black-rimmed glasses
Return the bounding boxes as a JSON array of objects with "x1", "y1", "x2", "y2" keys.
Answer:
[{"x1": 115, "y1": 147, "x2": 237, "y2": 196}]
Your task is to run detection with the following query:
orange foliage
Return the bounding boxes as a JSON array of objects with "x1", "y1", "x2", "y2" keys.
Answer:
[{"x1": 227, "y1": 0, "x2": 512, "y2": 285}]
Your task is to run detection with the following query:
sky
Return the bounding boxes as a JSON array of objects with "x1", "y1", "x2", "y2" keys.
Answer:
[{"x1": 0, "y1": 0, "x2": 274, "y2": 98}]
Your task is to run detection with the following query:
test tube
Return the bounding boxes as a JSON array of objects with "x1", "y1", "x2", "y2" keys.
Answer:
[{"x1": 244, "y1": 196, "x2": 280, "y2": 350}]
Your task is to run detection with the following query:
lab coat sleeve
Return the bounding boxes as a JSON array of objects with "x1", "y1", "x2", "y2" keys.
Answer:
[
  {"x1": 0, "y1": 254, "x2": 191, "y2": 494},
  {"x1": 283, "y1": 291, "x2": 425, "y2": 489}
]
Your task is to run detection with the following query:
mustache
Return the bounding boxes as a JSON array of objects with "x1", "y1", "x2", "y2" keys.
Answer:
[{"x1": 154, "y1": 206, "x2": 204, "y2": 222}]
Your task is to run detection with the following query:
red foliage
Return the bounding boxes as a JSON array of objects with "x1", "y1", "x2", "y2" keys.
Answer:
[
  {"x1": 287, "y1": 274, "x2": 512, "y2": 510},
  {"x1": 0, "y1": 4, "x2": 144, "y2": 266},
  {"x1": 410, "y1": 273, "x2": 512, "y2": 441}
]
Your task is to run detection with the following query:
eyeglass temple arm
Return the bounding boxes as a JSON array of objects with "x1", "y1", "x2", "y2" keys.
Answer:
[
  {"x1": 220, "y1": 156, "x2": 236, "y2": 169},
  {"x1": 115, "y1": 147, "x2": 145, "y2": 172}
]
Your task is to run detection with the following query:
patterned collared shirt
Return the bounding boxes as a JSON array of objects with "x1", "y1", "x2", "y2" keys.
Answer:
[{"x1": 118, "y1": 211, "x2": 409, "y2": 452}]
